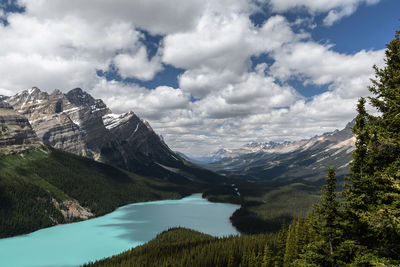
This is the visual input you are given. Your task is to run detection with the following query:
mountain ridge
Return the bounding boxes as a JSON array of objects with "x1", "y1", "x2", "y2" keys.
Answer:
[
  {"x1": 204, "y1": 120, "x2": 355, "y2": 182},
  {"x1": 4, "y1": 88, "x2": 183, "y2": 176}
]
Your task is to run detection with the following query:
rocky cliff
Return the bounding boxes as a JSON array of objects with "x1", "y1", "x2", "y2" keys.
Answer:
[
  {"x1": 103, "y1": 111, "x2": 179, "y2": 167},
  {"x1": 6, "y1": 88, "x2": 88, "y2": 155},
  {"x1": 0, "y1": 100, "x2": 41, "y2": 153}
]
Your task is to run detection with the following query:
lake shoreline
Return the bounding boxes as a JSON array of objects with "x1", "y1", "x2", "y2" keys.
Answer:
[
  {"x1": 0, "y1": 193, "x2": 188, "y2": 241},
  {"x1": 0, "y1": 194, "x2": 240, "y2": 267}
]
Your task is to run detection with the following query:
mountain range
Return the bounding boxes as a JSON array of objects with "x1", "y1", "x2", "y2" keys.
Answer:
[
  {"x1": 5, "y1": 88, "x2": 177, "y2": 170},
  {"x1": 203, "y1": 120, "x2": 355, "y2": 183}
]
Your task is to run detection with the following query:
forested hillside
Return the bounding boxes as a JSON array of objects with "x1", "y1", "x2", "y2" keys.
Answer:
[{"x1": 0, "y1": 146, "x2": 193, "y2": 238}]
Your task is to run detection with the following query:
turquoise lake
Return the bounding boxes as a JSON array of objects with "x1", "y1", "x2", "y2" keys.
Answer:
[{"x1": 0, "y1": 194, "x2": 239, "y2": 267}]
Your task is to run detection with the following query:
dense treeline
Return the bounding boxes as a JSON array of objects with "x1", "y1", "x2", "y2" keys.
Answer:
[
  {"x1": 85, "y1": 216, "x2": 318, "y2": 267},
  {"x1": 85, "y1": 227, "x2": 281, "y2": 267},
  {"x1": 0, "y1": 147, "x2": 192, "y2": 238},
  {"x1": 85, "y1": 30, "x2": 400, "y2": 266},
  {"x1": 29, "y1": 148, "x2": 190, "y2": 215},
  {"x1": 230, "y1": 181, "x2": 320, "y2": 234},
  {"x1": 203, "y1": 177, "x2": 321, "y2": 234},
  {"x1": 0, "y1": 180, "x2": 65, "y2": 237}
]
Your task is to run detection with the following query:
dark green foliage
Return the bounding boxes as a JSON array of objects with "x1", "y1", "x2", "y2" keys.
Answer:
[
  {"x1": 28, "y1": 148, "x2": 188, "y2": 215},
  {"x1": 0, "y1": 180, "x2": 65, "y2": 237},
  {"x1": 315, "y1": 169, "x2": 341, "y2": 259},
  {"x1": 227, "y1": 180, "x2": 320, "y2": 234},
  {"x1": 230, "y1": 206, "x2": 285, "y2": 234},
  {"x1": 297, "y1": 29, "x2": 400, "y2": 266},
  {"x1": 342, "y1": 29, "x2": 400, "y2": 260},
  {"x1": 85, "y1": 216, "x2": 320, "y2": 267},
  {"x1": 202, "y1": 185, "x2": 242, "y2": 204},
  {"x1": 0, "y1": 147, "x2": 191, "y2": 237},
  {"x1": 84, "y1": 227, "x2": 292, "y2": 267}
]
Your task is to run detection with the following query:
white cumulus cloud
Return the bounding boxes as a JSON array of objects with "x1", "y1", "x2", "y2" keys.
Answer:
[
  {"x1": 114, "y1": 47, "x2": 163, "y2": 81},
  {"x1": 267, "y1": 0, "x2": 381, "y2": 25}
]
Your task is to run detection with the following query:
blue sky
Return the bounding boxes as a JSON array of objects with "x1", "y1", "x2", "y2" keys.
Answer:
[{"x1": 0, "y1": 0, "x2": 399, "y2": 156}]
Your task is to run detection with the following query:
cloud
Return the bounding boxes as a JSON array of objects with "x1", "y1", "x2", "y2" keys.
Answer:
[
  {"x1": 0, "y1": 3, "x2": 166, "y2": 92},
  {"x1": 164, "y1": 15, "x2": 304, "y2": 98},
  {"x1": 17, "y1": 0, "x2": 206, "y2": 34},
  {"x1": 267, "y1": 0, "x2": 381, "y2": 25},
  {"x1": 323, "y1": 4, "x2": 357, "y2": 26},
  {"x1": 270, "y1": 41, "x2": 385, "y2": 98},
  {"x1": 164, "y1": 15, "x2": 298, "y2": 71},
  {"x1": 193, "y1": 66, "x2": 300, "y2": 119},
  {"x1": 114, "y1": 46, "x2": 163, "y2": 81},
  {"x1": 92, "y1": 80, "x2": 189, "y2": 120},
  {"x1": 0, "y1": 53, "x2": 97, "y2": 92}
]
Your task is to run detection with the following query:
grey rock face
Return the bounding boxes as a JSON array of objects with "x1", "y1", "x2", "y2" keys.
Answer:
[
  {"x1": 6, "y1": 87, "x2": 181, "y2": 172},
  {"x1": 66, "y1": 88, "x2": 110, "y2": 116},
  {"x1": 0, "y1": 100, "x2": 40, "y2": 153},
  {"x1": 7, "y1": 87, "x2": 88, "y2": 156},
  {"x1": 103, "y1": 111, "x2": 179, "y2": 167}
]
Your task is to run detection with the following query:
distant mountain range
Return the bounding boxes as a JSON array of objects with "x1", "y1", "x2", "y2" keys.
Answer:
[
  {"x1": 177, "y1": 148, "x2": 232, "y2": 164},
  {"x1": 202, "y1": 120, "x2": 355, "y2": 182}
]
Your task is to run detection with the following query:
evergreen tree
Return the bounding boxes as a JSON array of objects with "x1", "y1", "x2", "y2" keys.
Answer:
[
  {"x1": 295, "y1": 168, "x2": 342, "y2": 266},
  {"x1": 349, "y1": 97, "x2": 369, "y2": 180},
  {"x1": 343, "y1": 29, "x2": 400, "y2": 261},
  {"x1": 316, "y1": 168, "x2": 340, "y2": 259},
  {"x1": 262, "y1": 243, "x2": 273, "y2": 267},
  {"x1": 283, "y1": 222, "x2": 296, "y2": 266}
]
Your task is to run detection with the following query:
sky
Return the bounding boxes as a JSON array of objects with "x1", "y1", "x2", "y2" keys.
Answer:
[{"x1": 0, "y1": 0, "x2": 399, "y2": 157}]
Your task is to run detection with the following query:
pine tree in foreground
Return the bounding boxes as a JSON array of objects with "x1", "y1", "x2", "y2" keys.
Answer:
[{"x1": 343, "y1": 30, "x2": 400, "y2": 261}]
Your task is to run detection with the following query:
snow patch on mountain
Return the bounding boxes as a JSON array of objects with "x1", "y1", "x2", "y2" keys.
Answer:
[{"x1": 103, "y1": 112, "x2": 134, "y2": 130}]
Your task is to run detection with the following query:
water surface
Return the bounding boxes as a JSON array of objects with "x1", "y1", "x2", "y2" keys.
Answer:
[{"x1": 0, "y1": 194, "x2": 239, "y2": 267}]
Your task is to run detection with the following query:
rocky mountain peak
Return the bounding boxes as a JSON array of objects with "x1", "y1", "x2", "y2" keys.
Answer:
[
  {"x1": 50, "y1": 89, "x2": 63, "y2": 98},
  {"x1": 65, "y1": 88, "x2": 111, "y2": 116},
  {"x1": 5, "y1": 87, "x2": 182, "y2": 173},
  {"x1": 244, "y1": 141, "x2": 281, "y2": 150},
  {"x1": 344, "y1": 119, "x2": 355, "y2": 132},
  {"x1": 66, "y1": 88, "x2": 96, "y2": 107},
  {"x1": 8, "y1": 87, "x2": 49, "y2": 111},
  {"x1": 141, "y1": 119, "x2": 154, "y2": 131}
]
